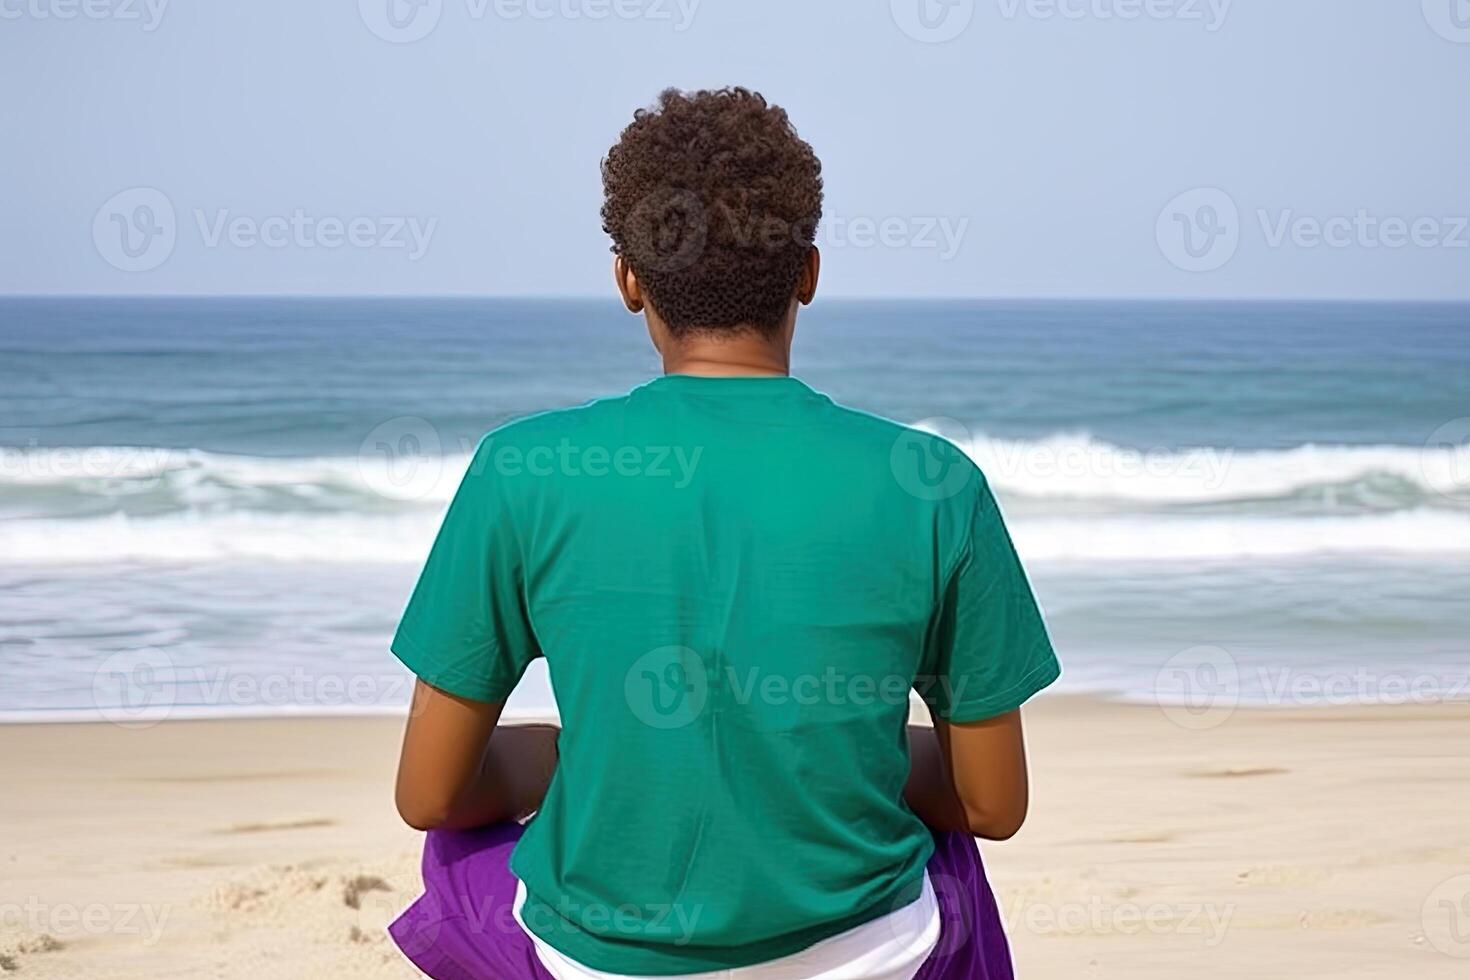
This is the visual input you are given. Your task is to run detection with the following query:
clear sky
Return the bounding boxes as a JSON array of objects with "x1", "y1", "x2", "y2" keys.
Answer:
[{"x1": 3, "y1": 0, "x2": 1468, "y2": 298}]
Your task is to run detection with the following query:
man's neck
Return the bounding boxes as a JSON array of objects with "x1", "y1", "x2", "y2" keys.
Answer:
[{"x1": 660, "y1": 330, "x2": 791, "y2": 378}]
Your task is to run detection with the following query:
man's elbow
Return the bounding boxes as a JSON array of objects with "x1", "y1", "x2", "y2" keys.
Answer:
[
  {"x1": 395, "y1": 790, "x2": 453, "y2": 831},
  {"x1": 960, "y1": 800, "x2": 1028, "y2": 841}
]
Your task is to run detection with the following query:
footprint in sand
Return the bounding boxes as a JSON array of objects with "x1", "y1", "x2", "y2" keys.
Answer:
[
  {"x1": 214, "y1": 818, "x2": 338, "y2": 835},
  {"x1": 1295, "y1": 908, "x2": 1391, "y2": 930},
  {"x1": 1103, "y1": 830, "x2": 1177, "y2": 844},
  {"x1": 0, "y1": 934, "x2": 65, "y2": 973},
  {"x1": 1235, "y1": 865, "x2": 1330, "y2": 887},
  {"x1": 342, "y1": 875, "x2": 393, "y2": 910},
  {"x1": 1189, "y1": 766, "x2": 1289, "y2": 778},
  {"x1": 130, "y1": 769, "x2": 343, "y2": 784}
]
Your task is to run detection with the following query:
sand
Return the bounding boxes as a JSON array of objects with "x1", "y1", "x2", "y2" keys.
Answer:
[{"x1": 2, "y1": 697, "x2": 1468, "y2": 978}]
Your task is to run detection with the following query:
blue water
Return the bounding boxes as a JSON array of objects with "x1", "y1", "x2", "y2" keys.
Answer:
[
  {"x1": 4, "y1": 297, "x2": 1467, "y2": 453},
  {"x1": 2, "y1": 297, "x2": 1468, "y2": 720}
]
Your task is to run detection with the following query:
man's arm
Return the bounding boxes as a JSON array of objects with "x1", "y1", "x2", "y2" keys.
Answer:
[
  {"x1": 394, "y1": 679, "x2": 560, "y2": 831},
  {"x1": 904, "y1": 709, "x2": 1031, "y2": 840}
]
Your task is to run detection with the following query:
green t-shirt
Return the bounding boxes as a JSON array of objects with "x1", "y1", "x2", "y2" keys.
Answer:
[{"x1": 392, "y1": 374, "x2": 1059, "y2": 975}]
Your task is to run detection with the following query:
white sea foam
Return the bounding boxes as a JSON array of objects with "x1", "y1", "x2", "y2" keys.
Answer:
[
  {"x1": 2, "y1": 506, "x2": 1469, "y2": 564},
  {"x1": 1009, "y1": 510, "x2": 1470, "y2": 561},
  {"x1": 0, "y1": 511, "x2": 441, "y2": 563},
  {"x1": 3, "y1": 438, "x2": 1467, "y2": 509},
  {"x1": 0, "y1": 445, "x2": 473, "y2": 513},
  {"x1": 956, "y1": 434, "x2": 1470, "y2": 506},
  {"x1": 1, "y1": 439, "x2": 1468, "y2": 564}
]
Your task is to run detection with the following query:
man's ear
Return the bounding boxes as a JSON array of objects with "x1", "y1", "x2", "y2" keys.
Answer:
[
  {"x1": 613, "y1": 256, "x2": 644, "y2": 314},
  {"x1": 797, "y1": 247, "x2": 820, "y2": 306}
]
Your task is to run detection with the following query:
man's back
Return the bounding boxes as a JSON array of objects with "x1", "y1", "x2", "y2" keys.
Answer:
[{"x1": 393, "y1": 373, "x2": 1057, "y2": 974}]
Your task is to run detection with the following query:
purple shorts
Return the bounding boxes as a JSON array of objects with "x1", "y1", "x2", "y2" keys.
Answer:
[{"x1": 389, "y1": 823, "x2": 1014, "y2": 979}]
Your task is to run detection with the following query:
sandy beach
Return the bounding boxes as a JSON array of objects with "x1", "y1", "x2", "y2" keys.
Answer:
[{"x1": 3, "y1": 696, "x2": 1467, "y2": 978}]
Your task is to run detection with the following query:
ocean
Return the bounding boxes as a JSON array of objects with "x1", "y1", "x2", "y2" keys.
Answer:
[{"x1": 2, "y1": 296, "x2": 1467, "y2": 722}]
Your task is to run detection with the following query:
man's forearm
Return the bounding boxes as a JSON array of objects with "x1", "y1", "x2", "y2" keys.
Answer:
[
  {"x1": 438, "y1": 723, "x2": 560, "y2": 829},
  {"x1": 904, "y1": 724, "x2": 971, "y2": 833}
]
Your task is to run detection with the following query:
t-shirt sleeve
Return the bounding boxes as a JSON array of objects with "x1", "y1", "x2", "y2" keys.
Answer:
[
  {"x1": 920, "y1": 477, "x2": 1060, "y2": 723},
  {"x1": 391, "y1": 437, "x2": 539, "y2": 702}
]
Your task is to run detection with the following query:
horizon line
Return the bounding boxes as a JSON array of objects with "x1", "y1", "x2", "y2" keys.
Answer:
[{"x1": 4, "y1": 293, "x2": 1469, "y2": 305}]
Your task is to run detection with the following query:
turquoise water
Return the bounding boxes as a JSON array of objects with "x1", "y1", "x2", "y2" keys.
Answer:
[{"x1": 2, "y1": 297, "x2": 1467, "y2": 719}]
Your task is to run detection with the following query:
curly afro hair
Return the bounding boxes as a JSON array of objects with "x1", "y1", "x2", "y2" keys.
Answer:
[{"x1": 601, "y1": 87, "x2": 824, "y2": 336}]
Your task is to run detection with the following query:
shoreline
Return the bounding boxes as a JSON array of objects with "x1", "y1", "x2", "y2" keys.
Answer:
[
  {"x1": 5, "y1": 690, "x2": 1464, "y2": 728},
  {"x1": 4, "y1": 696, "x2": 1469, "y2": 977}
]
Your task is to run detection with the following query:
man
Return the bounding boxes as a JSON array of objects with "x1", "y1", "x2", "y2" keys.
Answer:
[{"x1": 389, "y1": 86, "x2": 1058, "y2": 979}]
